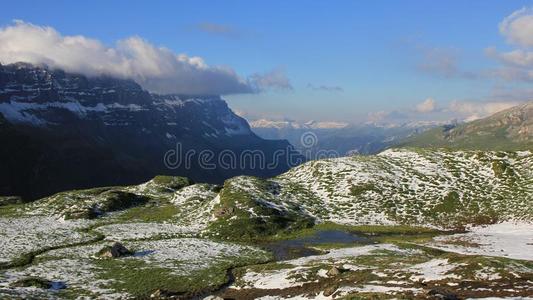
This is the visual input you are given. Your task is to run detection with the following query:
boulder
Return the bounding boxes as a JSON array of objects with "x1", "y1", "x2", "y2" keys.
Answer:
[
  {"x1": 213, "y1": 206, "x2": 235, "y2": 218},
  {"x1": 426, "y1": 288, "x2": 460, "y2": 300},
  {"x1": 326, "y1": 266, "x2": 341, "y2": 277},
  {"x1": 323, "y1": 284, "x2": 338, "y2": 296},
  {"x1": 98, "y1": 242, "x2": 133, "y2": 258}
]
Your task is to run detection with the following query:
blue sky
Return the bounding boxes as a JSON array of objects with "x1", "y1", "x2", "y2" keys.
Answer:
[{"x1": 1, "y1": 1, "x2": 532, "y2": 123}]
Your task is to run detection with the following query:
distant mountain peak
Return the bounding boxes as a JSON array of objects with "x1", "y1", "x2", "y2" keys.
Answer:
[{"x1": 250, "y1": 119, "x2": 349, "y2": 130}]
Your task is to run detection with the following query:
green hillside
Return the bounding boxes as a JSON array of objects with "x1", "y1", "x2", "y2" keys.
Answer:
[
  {"x1": 1, "y1": 148, "x2": 532, "y2": 298},
  {"x1": 398, "y1": 102, "x2": 533, "y2": 150}
]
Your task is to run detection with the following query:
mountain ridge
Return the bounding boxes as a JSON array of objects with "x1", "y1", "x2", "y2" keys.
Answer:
[
  {"x1": 0, "y1": 63, "x2": 300, "y2": 200},
  {"x1": 398, "y1": 101, "x2": 533, "y2": 150}
]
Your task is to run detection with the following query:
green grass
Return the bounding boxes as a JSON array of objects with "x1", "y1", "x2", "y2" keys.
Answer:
[
  {"x1": 0, "y1": 203, "x2": 24, "y2": 217},
  {"x1": 116, "y1": 202, "x2": 180, "y2": 222},
  {"x1": 206, "y1": 178, "x2": 315, "y2": 241},
  {"x1": 10, "y1": 277, "x2": 53, "y2": 289},
  {"x1": 95, "y1": 246, "x2": 271, "y2": 298},
  {"x1": 95, "y1": 259, "x2": 229, "y2": 297},
  {"x1": 0, "y1": 196, "x2": 23, "y2": 206},
  {"x1": 147, "y1": 176, "x2": 192, "y2": 194},
  {"x1": 398, "y1": 124, "x2": 533, "y2": 151}
]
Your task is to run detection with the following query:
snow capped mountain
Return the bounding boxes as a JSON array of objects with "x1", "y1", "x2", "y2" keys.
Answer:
[
  {"x1": 0, "y1": 63, "x2": 251, "y2": 136},
  {"x1": 250, "y1": 119, "x2": 349, "y2": 130},
  {"x1": 0, "y1": 63, "x2": 298, "y2": 200},
  {"x1": 365, "y1": 119, "x2": 456, "y2": 129},
  {"x1": 251, "y1": 118, "x2": 444, "y2": 156}
]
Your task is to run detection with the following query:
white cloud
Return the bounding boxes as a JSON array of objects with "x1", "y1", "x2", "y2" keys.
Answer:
[
  {"x1": 486, "y1": 48, "x2": 533, "y2": 68},
  {"x1": 486, "y1": 8, "x2": 533, "y2": 83},
  {"x1": 499, "y1": 7, "x2": 533, "y2": 47},
  {"x1": 0, "y1": 20, "x2": 284, "y2": 95},
  {"x1": 416, "y1": 98, "x2": 437, "y2": 113},
  {"x1": 365, "y1": 99, "x2": 524, "y2": 125},
  {"x1": 448, "y1": 100, "x2": 521, "y2": 121},
  {"x1": 249, "y1": 68, "x2": 293, "y2": 91},
  {"x1": 367, "y1": 110, "x2": 408, "y2": 123}
]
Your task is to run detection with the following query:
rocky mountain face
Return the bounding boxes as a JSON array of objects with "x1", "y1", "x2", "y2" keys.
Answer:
[
  {"x1": 400, "y1": 102, "x2": 533, "y2": 150},
  {"x1": 0, "y1": 63, "x2": 299, "y2": 200}
]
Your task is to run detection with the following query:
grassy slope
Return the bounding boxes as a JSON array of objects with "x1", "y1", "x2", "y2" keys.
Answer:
[
  {"x1": 273, "y1": 148, "x2": 532, "y2": 229},
  {"x1": 11, "y1": 149, "x2": 533, "y2": 234},
  {"x1": 398, "y1": 102, "x2": 533, "y2": 150},
  {"x1": 398, "y1": 125, "x2": 533, "y2": 150}
]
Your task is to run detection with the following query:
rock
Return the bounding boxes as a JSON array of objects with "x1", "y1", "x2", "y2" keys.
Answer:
[
  {"x1": 150, "y1": 289, "x2": 164, "y2": 298},
  {"x1": 426, "y1": 288, "x2": 460, "y2": 300},
  {"x1": 323, "y1": 284, "x2": 338, "y2": 297},
  {"x1": 214, "y1": 206, "x2": 235, "y2": 217},
  {"x1": 98, "y1": 242, "x2": 133, "y2": 258},
  {"x1": 326, "y1": 266, "x2": 341, "y2": 277}
]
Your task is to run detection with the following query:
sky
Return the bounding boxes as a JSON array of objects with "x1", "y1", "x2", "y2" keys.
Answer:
[{"x1": 1, "y1": 0, "x2": 533, "y2": 123}]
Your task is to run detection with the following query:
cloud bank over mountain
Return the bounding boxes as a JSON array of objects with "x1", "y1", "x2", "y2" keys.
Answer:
[
  {"x1": 367, "y1": 98, "x2": 522, "y2": 125},
  {"x1": 0, "y1": 21, "x2": 288, "y2": 95}
]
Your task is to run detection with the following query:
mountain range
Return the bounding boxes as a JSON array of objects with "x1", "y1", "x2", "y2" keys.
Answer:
[
  {"x1": 251, "y1": 118, "x2": 449, "y2": 156},
  {"x1": 0, "y1": 63, "x2": 299, "y2": 201}
]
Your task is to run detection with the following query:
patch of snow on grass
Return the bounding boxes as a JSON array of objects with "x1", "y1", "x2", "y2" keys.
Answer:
[
  {"x1": 95, "y1": 222, "x2": 195, "y2": 240},
  {"x1": 235, "y1": 244, "x2": 401, "y2": 290},
  {"x1": 337, "y1": 284, "x2": 422, "y2": 294},
  {"x1": 408, "y1": 259, "x2": 461, "y2": 282},
  {"x1": 0, "y1": 258, "x2": 125, "y2": 299},
  {"x1": 0, "y1": 217, "x2": 94, "y2": 264},
  {"x1": 428, "y1": 222, "x2": 533, "y2": 260}
]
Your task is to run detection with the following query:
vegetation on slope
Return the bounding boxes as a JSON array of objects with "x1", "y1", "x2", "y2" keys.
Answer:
[
  {"x1": 0, "y1": 148, "x2": 532, "y2": 298},
  {"x1": 398, "y1": 102, "x2": 533, "y2": 150},
  {"x1": 207, "y1": 177, "x2": 315, "y2": 241}
]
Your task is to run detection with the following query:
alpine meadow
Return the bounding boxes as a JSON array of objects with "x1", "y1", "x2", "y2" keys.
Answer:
[{"x1": 0, "y1": 2, "x2": 532, "y2": 300}]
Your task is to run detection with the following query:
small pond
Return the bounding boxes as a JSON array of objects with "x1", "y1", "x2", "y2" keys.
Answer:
[{"x1": 263, "y1": 230, "x2": 373, "y2": 261}]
